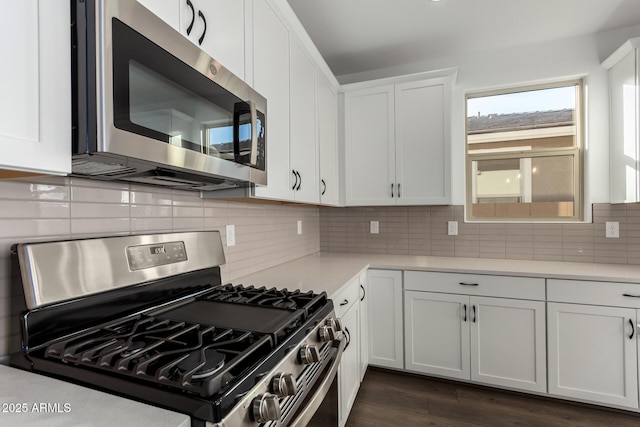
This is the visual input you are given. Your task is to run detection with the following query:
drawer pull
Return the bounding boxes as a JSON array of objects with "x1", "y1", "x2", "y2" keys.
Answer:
[
  {"x1": 459, "y1": 282, "x2": 479, "y2": 286},
  {"x1": 629, "y1": 319, "x2": 635, "y2": 340},
  {"x1": 623, "y1": 293, "x2": 640, "y2": 298},
  {"x1": 340, "y1": 299, "x2": 349, "y2": 306}
]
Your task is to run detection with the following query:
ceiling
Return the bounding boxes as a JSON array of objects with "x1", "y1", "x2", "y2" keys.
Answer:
[{"x1": 286, "y1": 0, "x2": 640, "y2": 78}]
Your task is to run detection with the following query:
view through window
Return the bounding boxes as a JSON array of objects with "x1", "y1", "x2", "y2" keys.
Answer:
[{"x1": 465, "y1": 81, "x2": 583, "y2": 221}]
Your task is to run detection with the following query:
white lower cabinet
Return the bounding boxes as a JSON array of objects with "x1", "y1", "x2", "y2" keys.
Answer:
[
  {"x1": 471, "y1": 296, "x2": 546, "y2": 392},
  {"x1": 367, "y1": 270, "x2": 404, "y2": 369},
  {"x1": 357, "y1": 273, "x2": 369, "y2": 381},
  {"x1": 547, "y1": 302, "x2": 639, "y2": 409},
  {"x1": 338, "y1": 300, "x2": 360, "y2": 427},
  {"x1": 333, "y1": 277, "x2": 363, "y2": 427},
  {"x1": 403, "y1": 271, "x2": 546, "y2": 394},
  {"x1": 404, "y1": 291, "x2": 546, "y2": 393},
  {"x1": 404, "y1": 291, "x2": 470, "y2": 380}
]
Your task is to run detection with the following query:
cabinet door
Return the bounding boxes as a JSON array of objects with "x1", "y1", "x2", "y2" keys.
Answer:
[
  {"x1": 404, "y1": 291, "x2": 470, "y2": 380},
  {"x1": 138, "y1": 1, "x2": 244, "y2": 79},
  {"x1": 395, "y1": 79, "x2": 450, "y2": 205},
  {"x1": 338, "y1": 302, "x2": 360, "y2": 427},
  {"x1": 470, "y1": 296, "x2": 546, "y2": 393},
  {"x1": 548, "y1": 303, "x2": 638, "y2": 409},
  {"x1": 252, "y1": 0, "x2": 293, "y2": 201},
  {"x1": 367, "y1": 270, "x2": 403, "y2": 369},
  {"x1": 609, "y1": 48, "x2": 639, "y2": 203},
  {"x1": 180, "y1": 0, "x2": 245, "y2": 80},
  {"x1": 137, "y1": 0, "x2": 180, "y2": 28},
  {"x1": 0, "y1": 1, "x2": 70, "y2": 175},
  {"x1": 358, "y1": 274, "x2": 369, "y2": 381},
  {"x1": 317, "y1": 73, "x2": 340, "y2": 206},
  {"x1": 289, "y1": 38, "x2": 318, "y2": 204},
  {"x1": 344, "y1": 86, "x2": 395, "y2": 206}
]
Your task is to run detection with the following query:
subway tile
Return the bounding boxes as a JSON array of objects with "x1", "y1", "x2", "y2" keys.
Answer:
[
  {"x1": 0, "y1": 179, "x2": 70, "y2": 202},
  {"x1": 131, "y1": 205, "x2": 172, "y2": 218},
  {"x1": 71, "y1": 218, "x2": 130, "y2": 236},
  {"x1": 130, "y1": 189, "x2": 173, "y2": 206},
  {"x1": 0, "y1": 200, "x2": 70, "y2": 219},
  {"x1": 71, "y1": 185, "x2": 130, "y2": 204},
  {"x1": 71, "y1": 202, "x2": 129, "y2": 218},
  {"x1": 0, "y1": 219, "x2": 71, "y2": 239},
  {"x1": 131, "y1": 218, "x2": 173, "y2": 233}
]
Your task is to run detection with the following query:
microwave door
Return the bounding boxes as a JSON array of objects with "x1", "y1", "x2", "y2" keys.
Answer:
[{"x1": 233, "y1": 101, "x2": 258, "y2": 167}]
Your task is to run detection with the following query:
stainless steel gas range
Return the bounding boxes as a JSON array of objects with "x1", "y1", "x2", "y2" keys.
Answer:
[{"x1": 10, "y1": 231, "x2": 344, "y2": 426}]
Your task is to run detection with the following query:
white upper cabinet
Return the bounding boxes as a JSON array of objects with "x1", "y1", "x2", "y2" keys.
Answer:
[
  {"x1": 343, "y1": 74, "x2": 453, "y2": 206},
  {"x1": 318, "y1": 73, "x2": 340, "y2": 206},
  {"x1": 344, "y1": 86, "x2": 396, "y2": 205},
  {"x1": 395, "y1": 79, "x2": 450, "y2": 204},
  {"x1": 251, "y1": 0, "x2": 293, "y2": 201},
  {"x1": 289, "y1": 37, "x2": 319, "y2": 204},
  {"x1": 248, "y1": 0, "x2": 338, "y2": 204},
  {"x1": 138, "y1": 0, "x2": 245, "y2": 79},
  {"x1": 137, "y1": 0, "x2": 180, "y2": 28},
  {"x1": 603, "y1": 38, "x2": 640, "y2": 204},
  {"x1": 0, "y1": 0, "x2": 71, "y2": 175}
]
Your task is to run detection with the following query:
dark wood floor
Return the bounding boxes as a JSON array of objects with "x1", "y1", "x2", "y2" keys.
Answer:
[{"x1": 346, "y1": 368, "x2": 640, "y2": 426}]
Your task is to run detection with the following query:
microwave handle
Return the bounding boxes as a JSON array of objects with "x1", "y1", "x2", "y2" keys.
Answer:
[{"x1": 233, "y1": 101, "x2": 259, "y2": 167}]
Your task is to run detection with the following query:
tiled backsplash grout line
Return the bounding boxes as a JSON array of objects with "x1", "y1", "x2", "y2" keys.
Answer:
[{"x1": 320, "y1": 204, "x2": 640, "y2": 264}]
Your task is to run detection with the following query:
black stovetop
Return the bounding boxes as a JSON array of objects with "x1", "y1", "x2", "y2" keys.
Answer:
[{"x1": 13, "y1": 281, "x2": 332, "y2": 424}]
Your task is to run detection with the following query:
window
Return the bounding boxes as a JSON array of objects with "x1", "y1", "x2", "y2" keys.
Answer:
[{"x1": 465, "y1": 80, "x2": 583, "y2": 221}]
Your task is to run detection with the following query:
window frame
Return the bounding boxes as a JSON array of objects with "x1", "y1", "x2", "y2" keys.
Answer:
[{"x1": 464, "y1": 79, "x2": 584, "y2": 222}]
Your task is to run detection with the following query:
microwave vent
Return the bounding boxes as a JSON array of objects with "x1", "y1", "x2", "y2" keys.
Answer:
[{"x1": 72, "y1": 159, "x2": 137, "y2": 176}]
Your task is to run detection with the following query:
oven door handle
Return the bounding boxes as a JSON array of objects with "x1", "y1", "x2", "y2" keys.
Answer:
[{"x1": 290, "y1": 338, "x2": 345, "y2": 427}]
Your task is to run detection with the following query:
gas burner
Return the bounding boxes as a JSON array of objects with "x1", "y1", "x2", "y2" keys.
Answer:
[{"x1": 176, "y1": 349, "x2": 226, "y2": 379}]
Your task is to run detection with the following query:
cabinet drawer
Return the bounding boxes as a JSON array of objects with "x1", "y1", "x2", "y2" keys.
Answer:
[
  {"x1": 332, "y1": 278, "x2": 360, "y2": 318},
  {"x1": 405, "y1": 271, "x2": 545, "y2": 300},
  {"x1": 547, "y1": 279, "x2": 640, "y2": 308}
]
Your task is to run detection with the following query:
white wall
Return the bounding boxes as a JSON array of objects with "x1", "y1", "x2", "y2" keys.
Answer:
[{"x1": 339, "y1": 24, "x2": 640, "y2": 211}]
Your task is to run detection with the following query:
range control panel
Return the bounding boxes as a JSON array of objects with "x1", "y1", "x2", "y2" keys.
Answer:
[{"x1": 126, "y1": 241, "x2": 187, "y2": 271}]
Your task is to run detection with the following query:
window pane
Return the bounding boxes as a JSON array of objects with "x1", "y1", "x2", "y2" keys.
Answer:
[
  {"x1": 467, "y1": 86, "x2": 577, "y2": 154},
  {"x1": 471, "y1": 155, "x2": 575, "y2": 219}
]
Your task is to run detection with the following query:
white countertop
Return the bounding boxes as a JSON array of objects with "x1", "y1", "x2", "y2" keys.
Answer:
[
  {"x1": 236, "y1": 252, "x2": 640, "y2": 297},
  {"x1": 0, "y1": 365, "x2": 190, "y2": 427}
]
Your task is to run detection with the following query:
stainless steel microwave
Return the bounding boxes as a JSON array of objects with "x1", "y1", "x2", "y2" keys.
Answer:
[{"x1": 71, "y1": 0, "x2": 267, "y2": 191}]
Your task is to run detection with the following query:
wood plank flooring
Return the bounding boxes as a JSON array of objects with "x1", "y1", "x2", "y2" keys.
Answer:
[{"x1": 346, "y1": 368, "x2": 640, "y2": 426}]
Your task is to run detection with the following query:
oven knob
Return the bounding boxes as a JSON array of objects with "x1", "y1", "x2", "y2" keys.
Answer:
[
  {"x1": 326, "y1": 317, "x2": 343, "y2": 332},
  {"x1": 271, "y1": 372, "x2": 298, "y2": 397},
  {"x1": 299, "y1": 344, "x2": 321, "y2": 365},
  {"x1": 318, "y1": 325, "x2": 337, "y2": 342},
  {"x1": 252, "y1": 393, "x2": 281, "y2": 423}
]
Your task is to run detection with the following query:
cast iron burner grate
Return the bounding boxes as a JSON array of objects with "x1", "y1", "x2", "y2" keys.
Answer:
[
  {"x1": 205, "y1": 284, "x2": 327, "y2": 317},
  {"x1": 43, "y1": 315, "x2": 273, "y2": 397}
]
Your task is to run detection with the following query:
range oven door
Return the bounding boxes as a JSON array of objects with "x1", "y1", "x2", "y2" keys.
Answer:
[
  {"x1": 289, "y1": 339, "x2": 344, "y2": 427},
  {"x1": 74, "y1": 0, "x2": 267, "y2": 185}
]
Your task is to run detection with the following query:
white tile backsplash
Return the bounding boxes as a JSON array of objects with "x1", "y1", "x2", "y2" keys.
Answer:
[{"x1": 0, "y1": 176, "x2": 320, "y2": 356}]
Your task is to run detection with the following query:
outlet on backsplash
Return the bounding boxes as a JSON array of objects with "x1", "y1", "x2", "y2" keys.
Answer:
[
  {"x1": 605, "y1": 221, "x2": 619, "y2": 238},
  {"x1": 370, "y1": 221, "x2": 379, "y2": 234},
  {"x1": 447, "y1": 221, "x2": 458, "y2": 236}
]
